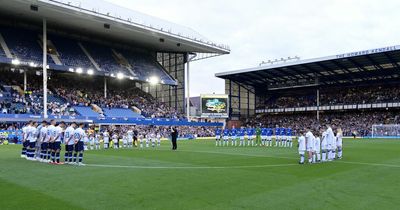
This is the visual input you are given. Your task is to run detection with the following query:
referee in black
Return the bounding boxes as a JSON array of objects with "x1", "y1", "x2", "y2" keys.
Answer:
[{"x1": 171, "y1": 126, "x2": 178, "y2": 150}]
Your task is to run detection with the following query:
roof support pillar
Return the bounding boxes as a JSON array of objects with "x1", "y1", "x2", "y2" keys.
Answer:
[{"x1": 42, "y1": 18, "x2": 48, "y2": 119}]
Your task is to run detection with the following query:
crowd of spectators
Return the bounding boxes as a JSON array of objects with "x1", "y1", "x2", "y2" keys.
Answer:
[
  {"x1": 263, "y1": 85, "x2": 400, "y2": 109},
  {"x1": 105, "y1": 125, "x2": 215, "y2": 139},
  {"x1": 0, "y1": 72, "x2": 183, "y2": 118},
  {"x1": 247, "y1": 111, "x2": 400, "y2": 137}
]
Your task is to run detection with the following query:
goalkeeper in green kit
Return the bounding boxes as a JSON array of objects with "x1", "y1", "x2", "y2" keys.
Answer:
[{"x1": 255, "y1": 126, "x2": 262, "y2": 146}]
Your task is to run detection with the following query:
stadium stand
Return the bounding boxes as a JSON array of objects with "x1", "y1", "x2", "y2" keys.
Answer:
[
  {"x1": 0, "y1": 27, "x2": 54, "y2": 64},
  {"x1": 49, "y1": 35, "x2": 94, "y2": 69},
  {"x1": 0, "y1": 70, "x2": 184, "y2": 119},
  {"x1": 247, "y1": 110, "x2": 400, "y2": 137},
  {"x1": 0, "y1": 26, "x2": 175, "y2": 85}
]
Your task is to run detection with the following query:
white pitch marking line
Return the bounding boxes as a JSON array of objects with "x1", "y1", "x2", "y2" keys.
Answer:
[
  {"x1": 86, "y1": 163, "x2": 299, "y2": 169},
  {"x1": 338, "y1": 161, "x2": 400, "y2": 168}
]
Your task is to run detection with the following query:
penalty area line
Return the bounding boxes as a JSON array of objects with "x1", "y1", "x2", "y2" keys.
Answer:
[{"x1": 86, "y1": 163, "x2": 299, "y2": 169}]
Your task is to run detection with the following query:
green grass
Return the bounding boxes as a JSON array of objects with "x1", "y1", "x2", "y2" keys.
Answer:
[{"x1": 1, "y1": 138, "x2": 400, "y2": 210}]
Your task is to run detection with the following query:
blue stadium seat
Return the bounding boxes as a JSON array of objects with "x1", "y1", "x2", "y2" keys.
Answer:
[
  {"x1": 50, "y1": 36, "x2": 94, "y2": 69},
  {"x1": 73, "y1": 106, "x2": 101, "y2": 118},
  {"x1": 0, "y1": 28, "x2": 54, "y2": 64},
  {"x1": 103, "y1": 108, "x2": 143, "y2": 118}
]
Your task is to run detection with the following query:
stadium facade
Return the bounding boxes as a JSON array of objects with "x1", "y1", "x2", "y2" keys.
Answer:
[
  {"x1": 216, "y1": 45, "x2": 400, "y2": 121},
  {"x1": 0, "y1": 0, "x2": 229, "y2": 123}
]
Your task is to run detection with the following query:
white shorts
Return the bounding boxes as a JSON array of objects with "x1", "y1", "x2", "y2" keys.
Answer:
[
  {"x1": 267, "y1": 136, "x2": 272, "y2": 140},
  {"x1": 306, "y1": 147, "x2": 314, "y2": 152},
  {"x1": 216, "y1": 135, "x2": 221, "y2": 140},
  {"x1": 223, "y1": 136, "x2": 228, "y2": 140},
  {"x1": 240, "y1": 136, "x2": 244, "y2": 140},
  {"x1": 299, "y1": 150, "x2": 305, "y2": 155},
  {"x1": 261, "y1": 136, "x2": 267, "y2": 140}
]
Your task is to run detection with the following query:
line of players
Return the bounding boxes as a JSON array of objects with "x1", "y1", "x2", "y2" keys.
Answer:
[
  {"x1": 215, "y1": 127, "x2": 293, "y2": 147},
  {"x1": 297, "y1": 125, "x2": 343, "y2": 164},
  {"x1": 20, "y1": 120, "x2": 86, "y2": 166},
  {"x1": 20, "y1": 121, "x2": 168, "y2": 166}
]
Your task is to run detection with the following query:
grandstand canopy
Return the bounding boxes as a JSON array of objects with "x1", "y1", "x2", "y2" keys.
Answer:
[
  {"x1": 216, "y1": 45, "x2": 400, "y2": 91},
  {"x1": 0, "y1": 0, "x2": 230, "y2": 55}
]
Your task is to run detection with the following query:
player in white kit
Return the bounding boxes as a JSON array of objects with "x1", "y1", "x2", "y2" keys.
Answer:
[
  {"x1": 122, "y1": 133, "x2": 128, "y2": 148},
  {"x1": 127, "y1": 128, "x2": 134, "y2": 148},
  {"x1": 336, "y1": 128, "x2": 343, "y2": 159},
  {"x1": 321, "y1": 129, "x2": 328, "y2": 162},
  {"x1": 138, "y1": 132, "x2": 144, "y2": 148},
  {"x1": 64, "y1": 122, "x2": 76, "y2": 164},
  {"x1": 26, "y1": 122, "x2": 38, "y2": 161},
  {"x1": 326, "y1": 125, "x2": 335, "y2": 161},
  {"x1": 103, "y1": 130, "x2": 110, "y2": 149},
  {"x1": 314, "y1": 134, "x2": 321, "y2": 163},
  {"x1": 156, "y1": 131, "x2": 162, "y2": 147},
  {"x1": 112, "y1": 132, "x2": 119, "y2": 149},
  {"x1": 305, "y1": 128, "x2": 315, "y2": 164},
  {"x1": 88, "y1": 133, "x2": 95, "y2": 150},
  {"x1": 38, "y1": 121, "x2": 48, "y2": 162},
  {"x1": 298, "y1": 131, "x2": 306, "y2": 164},
  {"x1": 94, "y1": 132, "x2": 100, "y2": 150}
]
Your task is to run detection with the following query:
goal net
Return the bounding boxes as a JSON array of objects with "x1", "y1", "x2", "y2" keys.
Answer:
[{"x1": 371, "y1": 124, "x2": 400, "y2": 138}]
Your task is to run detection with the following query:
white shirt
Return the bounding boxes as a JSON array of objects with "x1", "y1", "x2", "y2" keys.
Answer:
[
  {"x1": 103, "y1": 132, "x2": 109, "y2": 141},
  {"x1": 314, "y1": 137, "x2": 321, "y2": 152},
  {"x1": 305, "y1": 131, "x2": 315, "y2": 149},
  {"x1": 112, "y1": 134, "x2": 118, "y2": 143},
  {"x1": 64, "y1": 126, "x2": 75, "y2": 145},
  {"x1": 40, "y1": 127, "x2": 48, "y2": 142},
  {"x1": 298, "y1": 135, "x2": 306, "y2": 151},
  {"x1": 74, "y1": 128, "x2": 85, "y2": 142},
  {"x1": 326, "y1": 127, "x2": 335, "y2": 145},
  {"x1": 28, "y1": 126, "x2": 38, "y2": 142},
  {"x1": 22, "y1": 125, "x2": 30, "y2": 141},
  {"x1": 53, "y1": 126, "x2": 63, "y2": 142},
  {"x1": 127, "y1": 130, "x2": 133, "y2": 139},
  {"x1": 321, "y1": 131, "x2": 328, "y2": 149},
  {"x1": 46, "y1": 125, "x2": 55, "y2": 142},
  {"x1": 336, "y1": 132, "x2": 343, "y2": 146}
]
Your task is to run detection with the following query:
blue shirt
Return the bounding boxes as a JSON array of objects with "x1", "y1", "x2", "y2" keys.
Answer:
[
  {"x1": 223, "y1": 129, "x2": 229, "y2": 136},
  {"x1": 239, "y1": 129, "x2": 245, "y2": 136},
  {"x1": 267, "y1": 128, "x2": 273, "y2": 136},
  {"x1": 286, "y1": 128, "x2": 292, "y2": 136},
  {"x1": 261, "y1": 128, "x2": 267, "y2": 135},
  {"x1": 231, "y1": 128, "x2": 237, "y2": 136},
  {"x1": 247, "y1": 128, "x2": 253, "y2": 135},
  {"x1": 280, "y1": 128, "x2": 286, "y2": 136},
  {"x1": 275, "y1": 128, "x2": 280, "y2": 136},
  {"x1": 215, "y1": 129, "x2": 221, "y2": 136}
]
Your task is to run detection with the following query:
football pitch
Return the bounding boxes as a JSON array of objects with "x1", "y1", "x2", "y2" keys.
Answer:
[{"x1": 1, "y1": 139, "x2": 400, "y2": 210}]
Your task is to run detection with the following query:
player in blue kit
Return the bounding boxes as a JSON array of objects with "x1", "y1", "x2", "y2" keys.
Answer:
[
  {"x1": 231, "y1": 127, "x2": 237, "y2": 146},
  {"x1": 266, "y1": 128, "x2": 273, "y2": 147},
  {"x1": 261, "y1": 127, "x2": 267, "y2": 146},
  {"x1": 247, "y1": 127, "x2": 254, "y2": 146},
  {"x1": 275, "y1": 127, "x2": 280, "y2": 147},
  {"x1": 280, "y1": 128, "x2": 286, "y2": 147},
  {"x1": 238, "y1": 127, "x2": 245, "y2": 146},
  {"x1": 223, "y1": 128, "x2": 230, "y2": 147},
  {"x1": 215, "y1": 128, "x2": 221, "y2": 146},
  {"x1": 286, "y1": 128, "x2": 293, "y2": 148}
]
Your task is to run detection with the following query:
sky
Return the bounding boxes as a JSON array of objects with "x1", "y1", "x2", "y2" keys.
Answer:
[{"x1": 106, "y1": 0, "x2": 400, "y2": 96}]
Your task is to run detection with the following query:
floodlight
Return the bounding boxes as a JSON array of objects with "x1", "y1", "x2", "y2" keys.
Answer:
[
  {"x1": 149, "y1": 76, "x2": 159, "y2": 85},
  {"x1": 87, "y1": 69, "x2": 94, "y2": 75},
  {"x1": 116, "y1": 72, "x2": 124, "y2": 79},
  {"x1": 76, "y1": 68, "x2": 83, "y2": 74},
  {"x1": 11, "y1": 59, "x2": 21, "y2": 65}
]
